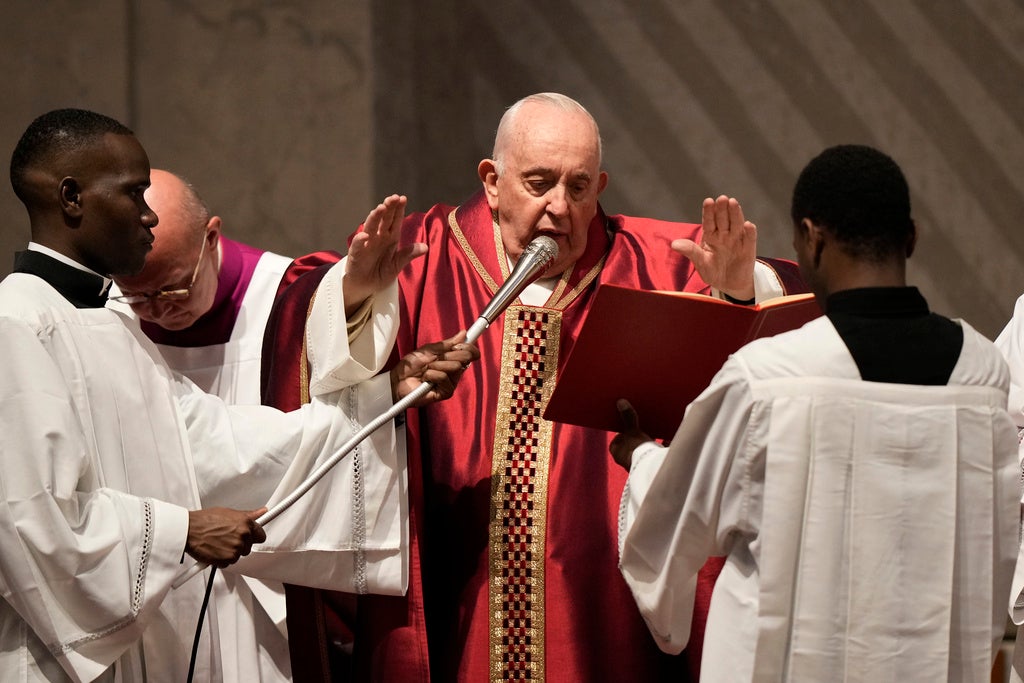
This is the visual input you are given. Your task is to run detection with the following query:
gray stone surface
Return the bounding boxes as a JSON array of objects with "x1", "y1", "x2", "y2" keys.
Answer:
[{"x1": 3, "y1": 0, "x2": 1023, "y2": 338}]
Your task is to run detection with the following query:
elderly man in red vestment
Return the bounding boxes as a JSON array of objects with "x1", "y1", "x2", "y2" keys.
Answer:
[{"x1": 267, "y1": 92, "x2": 804, "y2": 682}]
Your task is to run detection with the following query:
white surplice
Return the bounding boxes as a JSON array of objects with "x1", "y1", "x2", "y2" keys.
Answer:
[
  {"x1": 619, "y1": 316, "x2": 1019, "y2": 682},
  {"x1": 0, "y1": 268, "x2": 405, "y2": 683},
  {"x1": 111, "y1": 251, "x2": 385, "y2": 682}
]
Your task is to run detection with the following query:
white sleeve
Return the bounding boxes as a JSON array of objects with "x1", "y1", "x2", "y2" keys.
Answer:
[
  {"x1": 995, "y1": 295, "x2": 1024, "y2": 429},
  {"x1": 710, "y1": 259, "x2": 789, "y2": 303},
  {"x1": 304, "y1": 257, "x2": 400, "y2": 395},
  {"x1": 618, "y1": 356, "x2": 756, "y2": 654},
  {"x1": 177, "y1": 370, "x2": 407, "y2": 596},
  {"x1": 994, "y1": 296, "x2": 1024, "y2": 490},
  {"x1": 0, "y1": 318, "x2": 190, "y2": 681},
  {"x1": 617, "y1": 441, "x2": 668, "y2": 557}
]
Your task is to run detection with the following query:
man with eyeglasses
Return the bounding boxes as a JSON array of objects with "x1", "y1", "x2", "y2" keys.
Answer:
[
  {"x1": 109, "y1": 168, "x2": 324, "y2": 680},
  {"x1": 109, "y1": 169, "x2": 325, "y2": 405}
]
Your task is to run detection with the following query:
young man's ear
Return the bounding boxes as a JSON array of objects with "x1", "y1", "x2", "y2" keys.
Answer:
[
  {"x1": 905, "y1": 220, "x2": 917, "y2": 258},
  {"x1": 59, "y1": 178, "x2": 83, "y2": 218},
  {"x1": 802, "y1": 218, "x2": 827, "y2": 269}
]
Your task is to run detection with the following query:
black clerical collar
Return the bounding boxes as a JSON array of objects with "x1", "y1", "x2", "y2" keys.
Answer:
[
  {"x1": 825, "y1": 287, "x2": 929, "y2": 319},
  {"x1": 13, "y1": 250, "x2": 112, "y2": 309},
  {"x1": 824, "y1": 286, "x2": 960, "y2": 385}
]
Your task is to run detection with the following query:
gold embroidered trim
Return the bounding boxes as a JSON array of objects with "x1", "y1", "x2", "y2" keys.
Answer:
[
  {"x1": 488, "y1": 306, "x2": 561, "y2": 682},
  {"x1": 548, "y1": 217, "x2": 613, "y2": 308},
  {"x1": 491, "y1": 213, "x2": 512, "y2": 282},
  {"x1": 450, "y1": 207, "x2": 501, "y2": 293},
  {"x1": 544, "y1": 266, "x2": 572, "y2": 306},
  {"x1": 300, "y1": 291, "x2": 316, "y2": 405},
  {"x1": 548, "y1": 254, "x2": 605, "y2": 310}
]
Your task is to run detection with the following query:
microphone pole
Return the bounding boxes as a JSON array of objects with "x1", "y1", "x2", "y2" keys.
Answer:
[{"x1": 174, "y1": 235, "x2": 559, "y2": 588}]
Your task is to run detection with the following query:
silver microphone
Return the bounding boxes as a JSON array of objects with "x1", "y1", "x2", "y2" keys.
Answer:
[{"x1": 469, "y1": 235, "x2": 559, "y2": 341}]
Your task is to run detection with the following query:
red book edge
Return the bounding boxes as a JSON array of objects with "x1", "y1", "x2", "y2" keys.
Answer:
[{"x1": 542, "y1": 284, "x2": 821, "y2": 440}]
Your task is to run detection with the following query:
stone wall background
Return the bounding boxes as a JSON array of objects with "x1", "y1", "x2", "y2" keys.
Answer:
[{"x1": 3, "y1": 0, "x2": 1022, "y2": 338}]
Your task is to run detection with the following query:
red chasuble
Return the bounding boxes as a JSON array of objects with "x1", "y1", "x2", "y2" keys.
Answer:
[{"x1": 265, "y1": 190, "x2": 803, "y2": 683}]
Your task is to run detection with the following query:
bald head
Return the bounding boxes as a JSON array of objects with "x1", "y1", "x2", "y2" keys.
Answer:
[
  {"x1": 113, "y1": 169, "x2": 222, "y2": 330},
  {"x1": 492, "y1": 93, "x2": 603, "y2": 175},
  {"x1": 134, "y1": 170, "x2": 210, "y2": 277}
]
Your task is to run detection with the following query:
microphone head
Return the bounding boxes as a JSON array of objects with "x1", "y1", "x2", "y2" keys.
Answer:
[
  {"x1": 476, "y1": 235, "x2": 562, "y2": 326},
  {"x1": 523, "y1": 235, "x2": 559, "y2": 269}
]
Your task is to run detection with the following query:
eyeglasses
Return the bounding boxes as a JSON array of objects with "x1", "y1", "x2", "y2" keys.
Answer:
[{"x1": 110, "y1": 236, "x2": 208, "y2": 305}]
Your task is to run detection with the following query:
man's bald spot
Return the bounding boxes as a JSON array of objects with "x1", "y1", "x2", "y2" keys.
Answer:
[{"x1": 147, "y1": 170, "x2": 209, "y2": 240}]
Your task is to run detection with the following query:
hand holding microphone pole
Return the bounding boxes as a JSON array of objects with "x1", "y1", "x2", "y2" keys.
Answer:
[{"x1": 173, "y1": 235, "x2": 558, "y2": 588}]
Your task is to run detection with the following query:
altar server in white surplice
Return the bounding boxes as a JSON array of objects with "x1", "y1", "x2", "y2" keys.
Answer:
[
  {"x1": 613, "y1": 144, "x2": 1019, "y2": 683},
  {"x1": 0, "y1": 108, "x2": 476, "y2": 682}
]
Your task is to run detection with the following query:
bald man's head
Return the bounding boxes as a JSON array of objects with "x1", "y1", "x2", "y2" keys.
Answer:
[{"x1": 112, "y1": 169, "x2": 223, "y2": 330}]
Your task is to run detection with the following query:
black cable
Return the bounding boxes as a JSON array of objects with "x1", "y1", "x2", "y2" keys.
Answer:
[{"x1": 186, "y1": 566, "x2": 217, "y2": 683}]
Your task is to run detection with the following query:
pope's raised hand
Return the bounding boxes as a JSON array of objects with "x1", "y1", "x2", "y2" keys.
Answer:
[
  {"x1": 343, "y1": 194, "x2": 427, "y2": 315},
  {"x1": 670, "y1": 195, "x2": 757, "y2": 302}
]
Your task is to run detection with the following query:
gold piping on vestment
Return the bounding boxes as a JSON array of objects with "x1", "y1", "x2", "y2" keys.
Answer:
[
  {"x1": 449, "y1": 207, "x2": 501, "y2": 293},
  {"x1": 299, "y1": 291, "x2": 316, "y2": 405}
]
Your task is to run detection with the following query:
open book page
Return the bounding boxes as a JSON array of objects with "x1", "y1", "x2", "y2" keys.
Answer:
[{"x1": 543, "y1": 285, "x2": 821, "y2": 440}]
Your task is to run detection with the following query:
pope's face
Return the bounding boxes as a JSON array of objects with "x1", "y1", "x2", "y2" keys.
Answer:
[{"x1": 482, "y1": 104, "x2": 608, "y2": 277}]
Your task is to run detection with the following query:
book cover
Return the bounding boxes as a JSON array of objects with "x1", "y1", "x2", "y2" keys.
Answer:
[{"x1": 542, "y1": 284, "x2": 821, "y2": 440}]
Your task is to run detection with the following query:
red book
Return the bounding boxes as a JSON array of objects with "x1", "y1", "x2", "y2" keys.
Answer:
[{"x1": 543, "y1": 284, "x2": 822, "y2": 440}]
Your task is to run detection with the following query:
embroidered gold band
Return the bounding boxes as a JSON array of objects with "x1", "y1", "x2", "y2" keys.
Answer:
[{"x1": 489, "y1": 306, "x2": 560, "y2": 681}]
